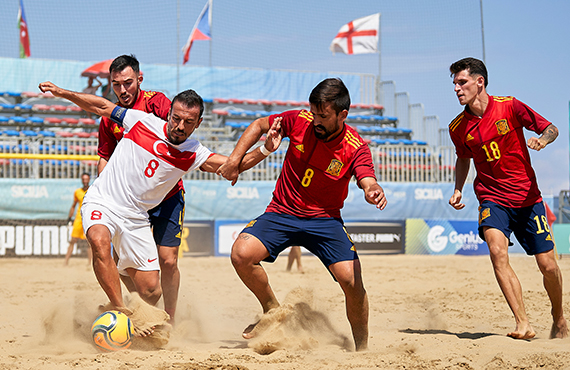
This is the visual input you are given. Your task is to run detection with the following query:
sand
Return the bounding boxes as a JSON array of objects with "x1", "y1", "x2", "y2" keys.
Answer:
[{"x1": 1, "y1": 253, "x2": 570, "y2": 369}]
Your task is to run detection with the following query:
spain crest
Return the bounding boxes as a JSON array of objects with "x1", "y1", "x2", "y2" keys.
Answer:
[
  {"x1": 326, "y1": 159, "x2": 344, "y2": 176},
  {"x1": 495, "y1": 119, "x2": 510, "y2": 135}
]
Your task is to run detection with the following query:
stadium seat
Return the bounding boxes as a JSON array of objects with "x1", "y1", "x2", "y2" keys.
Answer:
[
  {"x1": 22, "y1": 130, "x2": 38, "y2": 137},
  {"x1": 56, "y1": 131, "x2": 74, "y2": 138},
  {"x1": 79, "y1": 118, "x2": 96, "y2": 125},
  {"x1": 15, "y1": 104, "x2": 32, "y2": 111},
  {"x1": 38, "y1": 130, "x2": 56, "y2": 137},
  {"x1": 3, "y1": 130, "x2": 20, "y2": 137},
  {"x1": 21, "y1": 91, "x2": 39, "y2": 98},
  {"x1": 44, "y1": 117, "x2": 62, "y2": 124},
  {"x1": 9, "y1": 116, "x2": 26, "y2": 124},
  {"x1": 50, "y1": 105, "x2": 68, "y2": 111},
  {"x1": 0, "y1": 103, "x2": 16, "y2": 110},
  {"x1": 26, "y1": 117, "x2": 45, "y2": 125},
  {"x1": 32, "y1": 104, "x2": 51, "y2": 111},
  {"x1": 74, "y1": 132, "x2": 91, "y2": 138},
  {"x1": 212, "y1": 109, "x2": 228, "y2": 116},
  {"x1": 61, "y1": 118, "x2": 79, "y2": 125},
  {"x1": 66, "y1": 105, "x2": 82, "y2": 113},
  {"x1": 0, "y1": 116, "x2": 9, "y2": 124},
  {"x1": 0, "y1": 91, "x2": 21, "y2": 98}
]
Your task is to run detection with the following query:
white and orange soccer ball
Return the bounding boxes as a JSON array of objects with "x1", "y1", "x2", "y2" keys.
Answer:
[{"x1": 91, "y1": 310, "x2": 134, "y2": 351}]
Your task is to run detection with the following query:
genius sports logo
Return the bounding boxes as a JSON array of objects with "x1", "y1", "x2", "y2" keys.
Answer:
[{"x1": 405, "y1": 219, "x2": 487, "y2": 255}]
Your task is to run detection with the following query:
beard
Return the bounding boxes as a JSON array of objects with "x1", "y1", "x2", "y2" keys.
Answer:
[{"x1": 314, "y1": 125, "x2": 332, "y2": 140}]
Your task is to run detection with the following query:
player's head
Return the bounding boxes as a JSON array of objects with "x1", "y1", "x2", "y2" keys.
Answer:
[
  {"x1": 449, "y1": 57, "x2": 488, "y2": 106},
  {"x1": 308, "y1": 78, "x2": 350, "y2": 141},
  {"x1": 166, "y1": 89, "x2": 204, "y2": 145},
  {"x1": 80, "y1": 172, "x2": 90, "y2": 188},
  {"x1": 109, "y1": 54, "x2": 143, "y2": 108}
]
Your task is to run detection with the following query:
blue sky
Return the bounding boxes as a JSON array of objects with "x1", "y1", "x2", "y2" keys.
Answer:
[{"x1": 1, "y1": 0, "x2": 569, "y2": 196}]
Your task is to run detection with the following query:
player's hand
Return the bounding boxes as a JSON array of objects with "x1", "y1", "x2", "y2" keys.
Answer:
[
  {"x1": 264, "y1": 117, "x2": 283, "y2": 152},
  {"x1": 365, "y1": 184, "x2": 387, "y2": 210},
  {"x1": 527, "y1": 136, "x2": 546, "y2": 151},
  {"x1": 216, "y1": 157, "x2": 241, "y2": 186},
  {"x1": 38, "y1": 81, "x2": 63, "y2": 97},
  {"x1": 449, "y1": 189, "x2": 465, "y2": 210}
]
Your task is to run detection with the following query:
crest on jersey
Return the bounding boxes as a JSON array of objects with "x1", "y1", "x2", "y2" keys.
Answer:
[
  {"x1": 295, "y1": 144, "x2": 305, "y2": 153},
  {"x1": 495, "y1": 119, "x2": 510, "y2": 135},
  {"x1": 326, "y1": 159, "x2": 344, "y2": 176},
  {"x1": 466, "y1": 133, "x2": 474, "y2": 141},
  {"x1": 479, "y1": 207, "x2": 491, "y2": 224}
]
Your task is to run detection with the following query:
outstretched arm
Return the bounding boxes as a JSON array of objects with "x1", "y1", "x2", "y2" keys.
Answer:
[
  {"x1": 201, "y1": 118, "x2": 283, "y2": 184},
  {"x1": 449, "y1": 157, "x2": 471, "y2": 210},
  {"x1": 358, "y1": 177, "x2": 387, "y2": 210},
  {"x1": 216, "y1": 116, "x2": 273, "y2": 183},
  {"x1": 527, "y1": 123, "x2": 558, "y2": 151},
  {"x1": 39, "y1": 81, "x2": 117, "y2": 118}
]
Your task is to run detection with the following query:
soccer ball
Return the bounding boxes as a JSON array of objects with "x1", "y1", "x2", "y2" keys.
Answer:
[{"x1": 91, "y1": 310, "x2": 134, "y2": 351}]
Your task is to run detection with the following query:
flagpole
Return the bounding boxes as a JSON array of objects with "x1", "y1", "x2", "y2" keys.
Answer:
[
  {"x1": 480, "y1": 0, "x2": 486, "y2": 64},
  {"x1": 176, "y1": 0, "x2": 180, "y2": 93},
  {"x1": 209, "y1": 0, "x2": 213, "y2": 68},
  {"x1": 376, "y1": 13, "x2": 383, "y2": 106}
]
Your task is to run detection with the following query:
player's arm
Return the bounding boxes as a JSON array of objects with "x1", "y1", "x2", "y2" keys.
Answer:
[
  {"x1": 217, "y1": 116, "x2": 273, "y2": 183},
  {"x1": 527, "y1": 123, "x2": 558, "y2": 151},
  {"x1": 358, "y1": 177, "x2": 387, "y2": 210},
  {"x1": 204, "y1": 118, "x2": 282, "y2": 184},
  {"x1": 97, "y1": 158, "x2": 109, "y2": 175},
  {"x1": 449, "y1": 157, "x2": 471, "y2": 210},
  {"x1": 39, "y1": 81, "x2": 117, "y2": 118},
  {"x1": 67, "y1": 196, "x2": 78, "y2": 223}
]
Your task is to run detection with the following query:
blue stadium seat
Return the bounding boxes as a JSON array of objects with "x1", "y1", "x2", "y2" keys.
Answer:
[
  {"x1": 1, "y1": 91, "x2": 22, "y2": 98},
  {"x1": 26, "y1": 117, "x2": 45, "y2": 124},
  {"x1": 4, "y1": 130, "x2": 20, "y2": 137},
  {"x1": 15, "y1": 104, "x2": 33, "y2": 111},
  {"x1": 39, "y1": 130, "x2": 56, "y2": 137},
  {"x1": 9, "y1": 116, "x2": 26, "y2": 124},
  {"x1": 0, "y1": 116, "x2": 9, "y2": 123},
  {"x1": 22, "y1": 130, "x2": 38, "y2": 137}
]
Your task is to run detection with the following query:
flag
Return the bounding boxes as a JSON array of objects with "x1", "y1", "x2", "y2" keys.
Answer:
[
  {"x1": 17, "y1": 0, "x2": 30, "y2": 58},
  {"x1": 330, "y1": 13, "x2": 380, "y2": 55},
  {"x1": 545, "y1": 201, "x2": 557, "y2": 227},
  {"x1": 182, "y1": 0, "x2": 212, "y2": 64}
]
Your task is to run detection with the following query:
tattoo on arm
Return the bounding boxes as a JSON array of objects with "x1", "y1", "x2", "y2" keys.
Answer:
[{"x1": 541, "y1": 124, "x2": 559, "y2": 144}]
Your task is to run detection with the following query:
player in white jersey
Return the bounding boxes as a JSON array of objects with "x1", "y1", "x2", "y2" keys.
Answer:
[{"x1": 39, "y1": 82, "x2": 282, "y2": 335}]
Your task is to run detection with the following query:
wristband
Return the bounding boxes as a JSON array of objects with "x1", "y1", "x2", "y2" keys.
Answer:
[{"x1": 260, "y1": 145, "x2": 271, "y2": 156}]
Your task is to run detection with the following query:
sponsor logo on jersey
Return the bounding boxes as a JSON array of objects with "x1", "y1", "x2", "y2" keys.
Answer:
[
  {"x1": 495, "y1": 119, "x2": 510, "y2": 135},
  {"x1": 326, "y1": 159, "x2": 344, "y2": 176},
  {"x1": 295, "y1": 144, "x2": 305, "y2": 153},
  {"x1": 148, "y1": 258, "x2": 157, "y2": 263},
  {"x1": 113, "y1": 125, "x2": 123, "y2": 134},
  {"x1": 546, "y1": 233, "x2": 552, "y2": 241},
  {"x1": 298, "y1": 110, "x2": 313, "y2": 122},
  {"x1": 245, "y1": 220, "x2": 256, "y2": 228},
  {"x1": 466, "y1": 133, "x2": 474, "y2": 141}
]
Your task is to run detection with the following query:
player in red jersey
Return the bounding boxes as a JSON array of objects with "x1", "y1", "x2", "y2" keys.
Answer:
[
  {"x1": 98, "y1": 55, "x2": 183, "y2": 324},
  {"x1": 448, "y1": 57, "x2": 567, "y2": 340},
  {"x1": 218, "y1": 78, "x2": 387, "y2": 351}
]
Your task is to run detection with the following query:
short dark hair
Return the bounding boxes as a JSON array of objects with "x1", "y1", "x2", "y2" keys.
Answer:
[
  {"x1": 109, "y1": 54, "x2": 140, "y2": 75},
  {"x1": 171, "y1": 89, "x2": 204, "y2": 118},
  {"x1": 81, "y1": 172, "x2": 90, "y2": 177},
  {"x1": 449, "y1": 57, "x2": 488, "y2": 87},
  {"x1": 309, "y1": 78, "x2": 351, "y2": 114}
]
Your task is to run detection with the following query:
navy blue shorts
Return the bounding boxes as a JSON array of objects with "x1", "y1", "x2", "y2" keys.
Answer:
[
  {"x1": 478, "y1": 200, "x2": 554, "y2": 255},
  {"x1": 148, "y1": 189, "x2": 185, "y2": 247},
  {"x1": 242, "y1": 212, "x2": 358, "y2": 267}
]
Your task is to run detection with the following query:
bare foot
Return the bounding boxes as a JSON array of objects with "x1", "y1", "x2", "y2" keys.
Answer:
[
  {"x1": 507, "y1": 324, "x2": 535, "y2": 340},
  {"x1": 242, "y1": 321, "x2": 259, "y2": 339},
  {"x1": 550, "y1": 318, "x2": 569, "y2": 339}
]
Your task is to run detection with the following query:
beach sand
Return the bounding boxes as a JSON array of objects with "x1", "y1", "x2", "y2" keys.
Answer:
[{"x1": 1, "y1": 253, "x2": 569, "y2": 369}]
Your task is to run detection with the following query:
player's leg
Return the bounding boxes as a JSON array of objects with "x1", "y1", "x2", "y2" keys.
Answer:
[
  {"x1": 231, "y1": 232, "x2": 277, "y2": 313},
  {"x1": 534, "y1": 250, "x2": 568, "y2": 338},
  {"x1": 149, "y1": 191, "x2": 184, "y2": 324},
  {"x1": 157, "y1": 245, "x2": 179, "y2": 321},
  {"x1": 329, "y1": 259, "x2": 369, "y2": 351},
  {"x1": 484, "y1": 226, "x2": 534, "y2": 339},
  {"x1": 86, "y1": 223, "x2": 127, "y2": 311},
  {"x1": 125, "y1": 268, "x2": 162, "y2": 306},
  {"x1": 64, "y1": 237, "x2": 77, "y2": 265}
]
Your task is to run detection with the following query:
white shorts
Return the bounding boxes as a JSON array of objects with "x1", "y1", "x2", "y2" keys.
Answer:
[{"x1": 81, "y1": 202, "x2": 159, "y2": 275}]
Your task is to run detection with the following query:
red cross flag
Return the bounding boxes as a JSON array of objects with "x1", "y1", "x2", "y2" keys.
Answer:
[{"x1": 330, "y1": 13, "x2": 380, "y2": 55}]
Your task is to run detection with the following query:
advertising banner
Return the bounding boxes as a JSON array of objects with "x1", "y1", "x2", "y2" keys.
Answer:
[{"x1": 405, "y1": 219, "x2": 488, "y2": 255}]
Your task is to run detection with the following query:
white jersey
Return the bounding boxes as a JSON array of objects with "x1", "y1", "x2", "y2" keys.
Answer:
[{"x1": 84, "y1": 109, "x2": 212, "y2": 219}]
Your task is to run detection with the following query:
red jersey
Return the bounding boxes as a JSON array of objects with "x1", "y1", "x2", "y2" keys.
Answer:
[
  {"x1": 98, "y1": 90, "x2": 184, "y2": 199},
  {"x1": 265, "y1": 110, "x2": 376, "y2": 218},
  {"x1": 449, "y1": 95, "x2": 551, "y2": 208}
]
